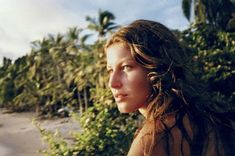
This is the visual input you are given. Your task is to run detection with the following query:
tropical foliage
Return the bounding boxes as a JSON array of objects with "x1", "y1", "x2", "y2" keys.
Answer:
[
  {"x1": 1, "y1": 28, "x2": 82, "y2": 114},
  {"x1": 182, "y1": 0, "x2": 235, "y2": 31},
  {"x1": 180, "y1": 22, "x2": 235, "y2": 111}
]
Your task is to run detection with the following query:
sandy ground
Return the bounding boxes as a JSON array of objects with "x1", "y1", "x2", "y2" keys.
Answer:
[{"x1": 0, "y1": 109, "x2": 80, "y2": 156}]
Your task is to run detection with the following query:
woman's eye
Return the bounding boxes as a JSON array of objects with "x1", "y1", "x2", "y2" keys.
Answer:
[{"x1": 122, "y1": 65, "x2": 132, "y2": 71}]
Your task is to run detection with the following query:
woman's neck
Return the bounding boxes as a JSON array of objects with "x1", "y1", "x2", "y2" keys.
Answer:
[{"x1": 138, "y1": 106, "x2": 148, "y2": 118}]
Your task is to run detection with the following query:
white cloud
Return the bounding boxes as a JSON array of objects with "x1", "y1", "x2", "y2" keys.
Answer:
[{"x1": 0, "y1": 0, "x2": 85, "y2": 62}]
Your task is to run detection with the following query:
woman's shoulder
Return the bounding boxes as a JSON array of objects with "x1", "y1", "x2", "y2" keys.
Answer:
[
  {"x1": 129, "y1": 112, "x2": 193, "y2": 156},
  {"x1": 142, "y1": 111, "x2": 191, "y2": 134}
]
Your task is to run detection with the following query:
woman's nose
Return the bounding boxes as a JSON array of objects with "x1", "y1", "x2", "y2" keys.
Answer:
[{"x1": 108, "y1": 71, "x2": 122, "y2": 89}]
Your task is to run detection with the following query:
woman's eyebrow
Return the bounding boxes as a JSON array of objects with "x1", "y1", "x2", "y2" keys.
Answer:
[
  {"x1": 124, "y1": 59, "x2": 135, "y2": 62},
  {"x1": 119, "y1": 58, "x2": 135, "y2": 64},
  {"x1": 106, "y1": 58, "x2": 135, "y2": 67},
  {"x1": 106, "y1": 56, "x2": 137, "y2": 70}
]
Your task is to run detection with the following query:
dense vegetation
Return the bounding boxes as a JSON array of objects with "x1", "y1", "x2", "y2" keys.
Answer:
[{"x1": 0, "y1": 1, "x2": 235, "y2": 155}]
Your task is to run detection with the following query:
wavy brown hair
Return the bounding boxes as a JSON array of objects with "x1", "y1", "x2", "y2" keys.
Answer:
[{"x1": 105, "y1": 19, "x2": 235, "y2": 156}]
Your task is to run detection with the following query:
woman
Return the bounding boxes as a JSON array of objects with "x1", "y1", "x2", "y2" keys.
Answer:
[{"x1": 105, "y1": 19, "x2": 235, "y2": 156}]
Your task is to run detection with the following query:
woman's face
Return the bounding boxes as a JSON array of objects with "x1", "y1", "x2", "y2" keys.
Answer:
[{"x1": 106, "y1": 43, "x2": 152, "y2": 113}]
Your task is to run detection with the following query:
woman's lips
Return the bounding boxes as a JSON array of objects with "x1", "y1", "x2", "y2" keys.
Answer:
[{"x1": 114, "y1": 94, "x2": 128, "y2": 102}]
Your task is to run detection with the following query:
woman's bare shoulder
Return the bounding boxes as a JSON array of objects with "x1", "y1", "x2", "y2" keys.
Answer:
[
  {"x1": 128, "y1": 113, "x2": 193, "y2": 156},
  {"x1": 127, "y1": 114, "x2": 176, "y2": 156}
]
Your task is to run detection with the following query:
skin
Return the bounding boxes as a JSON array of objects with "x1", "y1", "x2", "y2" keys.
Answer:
[{"x1": 106, "y1": 43, "x2": 152, "y2": 116}]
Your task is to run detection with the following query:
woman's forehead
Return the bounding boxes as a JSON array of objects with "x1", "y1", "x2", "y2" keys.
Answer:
[
  {"x1": 106, "y1": 43, "x2": 134, "y2": 65},
  {"x1": 106, "y1": 43, "x2": 131, "y2": 58}
]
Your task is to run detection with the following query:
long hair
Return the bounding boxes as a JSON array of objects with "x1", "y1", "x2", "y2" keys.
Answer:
[{"x1": 105, "y1": 19, "x2": 235, "y2": 156}]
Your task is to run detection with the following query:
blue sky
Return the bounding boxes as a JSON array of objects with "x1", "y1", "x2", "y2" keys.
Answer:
[{"x1": 0, "y1": 0, "x2": 189, "y2": 64}]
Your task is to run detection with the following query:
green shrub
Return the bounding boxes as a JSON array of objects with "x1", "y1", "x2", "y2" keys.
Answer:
[
  {"x1": 180, "y1": 22, "x2": 235, "y2": 110},
  {"x1": 38, "y1": 87, "x2": 139, "y2": 156}
]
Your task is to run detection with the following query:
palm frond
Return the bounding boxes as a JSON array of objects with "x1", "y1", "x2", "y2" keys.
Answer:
[{"x1": 182, "y1": 0, "x2": 192, "y2": 21}]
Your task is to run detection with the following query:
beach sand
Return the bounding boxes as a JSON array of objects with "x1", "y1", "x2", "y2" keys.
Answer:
[{"x1": 0, "y1": 109, "x2": 80, "y2": 156}]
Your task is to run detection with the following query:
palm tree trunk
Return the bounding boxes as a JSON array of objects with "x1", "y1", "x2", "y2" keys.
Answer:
[
  {"x1": 78, "y1": 92, "x2": 83, "y2": 115},
  {"x1": 84, "y1": 89, "x2": 88, "y2": 111}
]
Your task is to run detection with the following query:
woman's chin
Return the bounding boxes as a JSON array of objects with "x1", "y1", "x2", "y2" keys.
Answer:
[
  {"x1": 118, "y1": 109, "x2": 130, "y2": 113},
  {"x1": 117, "y1": 105, "x2": 135, "y2": 113}
]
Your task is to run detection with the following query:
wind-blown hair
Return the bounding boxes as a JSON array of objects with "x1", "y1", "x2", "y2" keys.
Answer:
[{"x1": 105, "y1": 19, "x2": 235, "y2": 156}]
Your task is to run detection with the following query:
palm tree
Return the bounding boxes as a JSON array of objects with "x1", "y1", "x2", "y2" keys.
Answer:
[
  {"x1": 182, "y1": 0, "x2": 235, "y2": 30},
  {"x1": 47, "y1": 33, "x2": 64, "y2": 46},
  {"x1": 30, "y1": 37, "x2": 51, "y2": 53},
  {"x1": 86, "y1": 9, "x2": 119, "y2": 38},
  {"x1": 66, "y1": 27, "x2": 81, "y2": 43}
]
